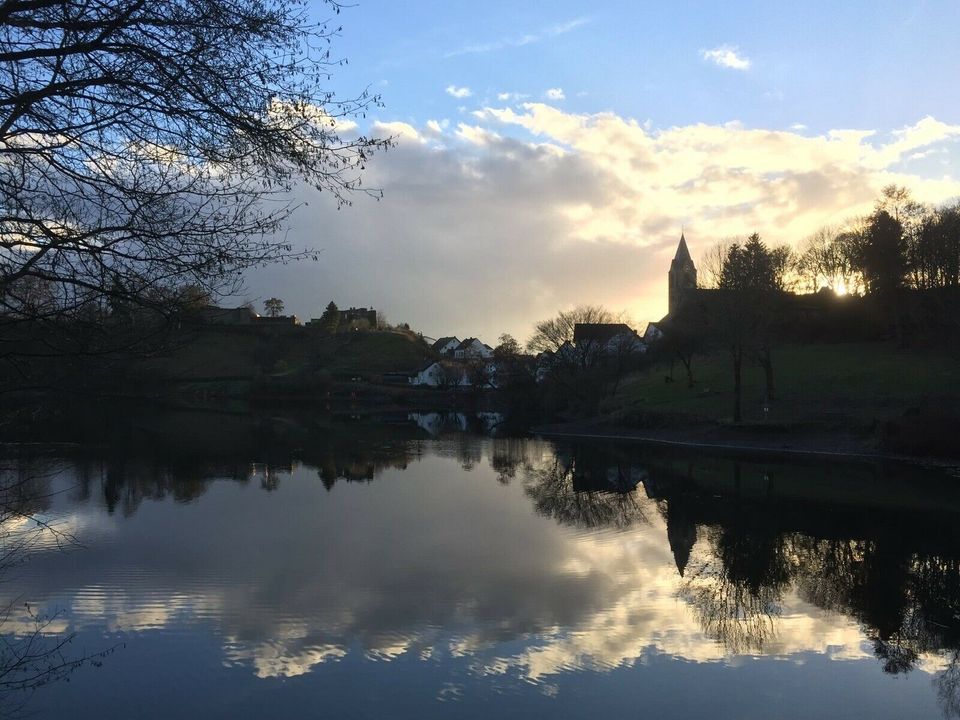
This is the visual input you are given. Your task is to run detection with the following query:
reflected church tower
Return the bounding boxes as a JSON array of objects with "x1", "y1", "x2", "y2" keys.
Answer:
[{"x1": 668, "y1": 232, "x2": 697, "y2": 316}]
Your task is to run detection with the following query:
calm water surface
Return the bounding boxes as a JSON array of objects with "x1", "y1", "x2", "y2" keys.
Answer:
[{"x1": 3, "y1": 411, "x2": 959, "y2": 718}]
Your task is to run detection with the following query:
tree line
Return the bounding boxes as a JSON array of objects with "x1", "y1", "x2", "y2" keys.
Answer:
[{"x1": 701, "y1": 185, "x2": 960, "y2": 296}]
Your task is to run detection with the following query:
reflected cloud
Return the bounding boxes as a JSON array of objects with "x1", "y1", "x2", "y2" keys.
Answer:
[{"x1": 3, "y1": 426, "x2": 960, "y2": 716}]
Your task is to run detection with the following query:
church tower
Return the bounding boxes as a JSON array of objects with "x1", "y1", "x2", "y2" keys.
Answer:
[{"x1": 668, "y1": 232, "x2": 697, "y2": 316}]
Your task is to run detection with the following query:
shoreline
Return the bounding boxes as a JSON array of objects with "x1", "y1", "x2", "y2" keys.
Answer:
[{"x1": 530, "y1": 422, "x2": 960, "y2": 467}]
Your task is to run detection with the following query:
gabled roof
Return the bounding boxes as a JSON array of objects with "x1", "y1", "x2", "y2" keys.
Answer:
[
  {"x1": 432, "y1": 336, "x2": 459, "y2": 351},
  {"x1": 573, "y1": 323, "x2": 636, "y2": 344},
  {"x1": 415, "y1": 360, "x2": 443, "y2": 373}
]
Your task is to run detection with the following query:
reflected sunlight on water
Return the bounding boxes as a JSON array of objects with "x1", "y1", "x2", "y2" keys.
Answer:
[{"x1": 1, "y1": 420, "x2": 958, "y2": 719}]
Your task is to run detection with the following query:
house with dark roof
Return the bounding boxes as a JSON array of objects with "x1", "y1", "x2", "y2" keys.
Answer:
[
  {"x1": 431, "y1": 336, "x2": 461, "y2": 356},
  {"x1": 573, "y1": 323, "x2": 646, "y2": 355},
  {"x1": 454, "y1": 338, "x2": 493, "y2": 360}
]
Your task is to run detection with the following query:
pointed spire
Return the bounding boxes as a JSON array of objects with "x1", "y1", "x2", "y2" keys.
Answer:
[
  {"x1": 673, "y1": 232, "x2": 692, "y2": 264},
  {"x1": 666, "y1": 503, "x2": 697, "y2": 578}
]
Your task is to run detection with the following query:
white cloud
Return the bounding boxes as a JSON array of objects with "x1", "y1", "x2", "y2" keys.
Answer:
[
  {"x1": 371, "y1": 121, "x2": 423, "y2": 144},
  {"x1": 545, "y1": 88, "x2": 566, "y2": 101},
  {"x1": 424, "y1": 119, "x2": 449, "y2": 137},
  {"x1": 445, "y1": 84, "x2": 472, "y2": 99},
  {"x1": 701, "y1": 45, "x2": 751, "y2": 70},
  {"x1": 497, "y1": 91, "x2": 527, "y2": 102},
  {"x1": 455, "y1": 123, "x2": 501, "y2": 146}
]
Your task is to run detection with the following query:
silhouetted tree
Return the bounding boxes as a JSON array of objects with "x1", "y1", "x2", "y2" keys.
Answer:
[
  {"x1": 320, "y1": 301, "x2": 340, "y2": 333},
  {"x1": 657, "y1": 304, "x2": 705, "y2": 388},
  {"x1": 714, "y1": 233, "x2": 781, "y2": 418},
  {"x1": 526, "y1": 305, "x2": 618, "y2": 357},
  {"x1": 795, "y1": 225, "x2": 864, "y2": 294},
  {"x1": 698, "y1": 239, "x2": 736, "y2": 289},
  {"x1": 0, "y1": 0, "x2": 388, "y2": 344},
  {"x1": 858, "y1": 211, "x2": 908, "y2": 295},
  {"x1": 264, "y1": 298, "x2": 285, "y2": 318},
  {"x1": 911, "y1": 202, "x2": 960, "y2": 289}
]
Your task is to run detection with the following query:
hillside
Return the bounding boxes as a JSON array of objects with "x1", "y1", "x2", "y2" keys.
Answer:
[
  {"x1": 595, "y1": 341, "x2": 960, "y2": 455},
  {"x1": 126, "y1": 326, "x2": 434, "y2": 394}
]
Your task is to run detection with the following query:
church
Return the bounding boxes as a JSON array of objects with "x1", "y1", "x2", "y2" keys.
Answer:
[{"x1": 667, "y1": 233, "x2": 698, "y2": 317}]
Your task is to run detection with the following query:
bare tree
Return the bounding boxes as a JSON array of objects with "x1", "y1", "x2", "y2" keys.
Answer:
[
  {"x1": 0, "y1": 0, "x2": 389, "y2": 337},
  {"x1": 526, "y1": 305, "x2": 619, "y2": 355},
  {"x1": 698, "y1": 239, "x2": 737, "y2": 289}
]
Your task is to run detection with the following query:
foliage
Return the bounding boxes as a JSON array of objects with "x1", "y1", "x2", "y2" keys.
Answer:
[
  {"x1": 858, "y1": 210, "x2": 908, "y2": 295},
  {"x1": 320, "y1": 301, "x2": 340, "y2": 333},
  {"x1": 264, "y1": 298, "x2": 285, "y2": 318}
]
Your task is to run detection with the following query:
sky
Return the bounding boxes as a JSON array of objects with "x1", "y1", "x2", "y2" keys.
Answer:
[{"x1": 243, "y1": 0, "x2": 960, "y2": 343}]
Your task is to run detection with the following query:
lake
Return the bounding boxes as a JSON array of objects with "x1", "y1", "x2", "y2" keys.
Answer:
[{"x1": 2, "y1": 410, "x2": 959, "y2": 719}]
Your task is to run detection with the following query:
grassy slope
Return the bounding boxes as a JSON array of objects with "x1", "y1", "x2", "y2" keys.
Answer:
[
  {"x1": 606, "y1": 342, "x2": 959, "y2": 427},
  {"x1": 133, "y1": 328, "x2": 433, "y2": 384}
]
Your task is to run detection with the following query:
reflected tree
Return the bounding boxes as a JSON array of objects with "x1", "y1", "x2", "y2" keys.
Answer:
[
  {"x1": 522, "y1": 451, "x2": 649, "y2": 530},
  {"x1": 681, "y1": 522, "x2": 790, "y2": 654},
  {"x1": 0, "y1": 459, "x2": 114, "y2": 714}
]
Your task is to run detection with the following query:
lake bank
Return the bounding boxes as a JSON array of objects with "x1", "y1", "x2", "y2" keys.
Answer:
[{"x1": 532, "y1": 417, "x2": 960, "y2": 466}]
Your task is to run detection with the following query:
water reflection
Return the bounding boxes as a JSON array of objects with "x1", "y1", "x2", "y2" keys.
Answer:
[{"x1": 3, "y1": 414, "x2": 960, "y2": 718}]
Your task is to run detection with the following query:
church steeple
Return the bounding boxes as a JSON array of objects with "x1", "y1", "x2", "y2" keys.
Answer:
[
  {"x1": 674, "y1": 232, "x2": 691, "y2": 264},
  {"x1": 668, "y1": 232, "x2": 697, "y2": 316}
]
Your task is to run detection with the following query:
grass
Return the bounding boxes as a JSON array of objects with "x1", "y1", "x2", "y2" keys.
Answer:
[
  {"x1": 607, "y1": 341, "x2": 959, "y2": 427},
  {"x1": 132, "y1": 327, "x2": 433, "y2": 386}
]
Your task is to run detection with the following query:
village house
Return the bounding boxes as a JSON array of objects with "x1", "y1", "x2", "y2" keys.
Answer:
[
  {"x1": 454, "y1": 338, "x2": 494, "y2": 360},
  {"x1": 338, "y1": 307, "x2": 377, "y2": 327},
  {"x1": 572, "y1": 323, "x2": 646, "y2": 355},
  {"x1": 409, "y1": 359, "x2": 499, "y2": 389},
  {"x1": 643, "y1": 322, "x2": 664, "y2": 342},
  {"x1": 431, "y1": 336, "x2": 461, "y2": 356},
  {"x1": 409, "y1": 361, "x2": 469, "y2": 387}
]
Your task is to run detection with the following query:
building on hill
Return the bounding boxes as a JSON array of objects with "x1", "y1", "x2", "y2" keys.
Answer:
[
  {"x1": 431, "y1": 336, "x2": 460, "y2": 356},
  {"x1": 339, "y1": 307, "x2": 377, "y2": 328},
  {"x1": 573, "y1": 323, "x2": 646, "y2": 357},
  {"x1": 657, "y1": 233, "x2": 913, "y2": 343},
  {"x1": 454, "y1": 338, "x2": 493, "y2": 360},
  {"x1": 192, "y1": 306, "x2": 259, "y2": 325},
  {"x1": 668, "y1": 232, "x2": 697, "y2": 316}
]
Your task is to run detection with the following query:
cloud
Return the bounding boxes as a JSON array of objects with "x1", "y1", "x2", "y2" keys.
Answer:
[
  {"x1": 241, "y1": 107, "x2": 960, "y2": 341},
  {"x1": 445, "y1": 84, "x2": 472, "y2": 99},
  {"x1": 371, "y1": 121, "x2": 423, "y2": 144},
  {"x1": 446, "y1": 17, "x2": 589, "y2": 57},
  {"x1": 701, "y1": 45, "x2": 751, "y2": 70},
  {"x1": 545, "y1": 88, "x2": 566, "y2": 101},
  {"x1": 497, "y1": 91, "x2": 527, "y2": 102}
]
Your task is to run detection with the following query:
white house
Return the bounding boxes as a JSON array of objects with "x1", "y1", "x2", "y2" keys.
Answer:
[
  {"x1": 409, "y1": 361, "x2": 469, "y2": 387},
  {"x1": 454, "y1": 338, "x2": 494, "y2": 360},
  {"x1": 409, "y1": 359, "x2": 500, "y2": 389},
  {"x1": 431, "y1": 336, "x2": 460, "y2": 356}
]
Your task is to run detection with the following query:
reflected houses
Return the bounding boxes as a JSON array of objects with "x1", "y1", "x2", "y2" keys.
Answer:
[{"x1": 6, "y1": 431, "x2": 960, "y2": 716}]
